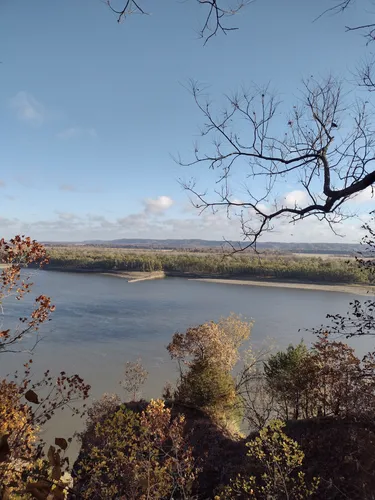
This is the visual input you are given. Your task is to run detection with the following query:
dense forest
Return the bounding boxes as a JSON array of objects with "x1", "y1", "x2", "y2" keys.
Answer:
[
  {"x1": 45, "y1": 246, "x2": 373, "y2": 284},
  {"x1": 50, "y1": 239, "x2": 363, "y2": 255}
]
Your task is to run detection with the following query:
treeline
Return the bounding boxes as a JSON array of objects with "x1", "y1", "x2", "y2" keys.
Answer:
[{"x1": 46, "y1": 246, "x2": 374, "y2": 284}]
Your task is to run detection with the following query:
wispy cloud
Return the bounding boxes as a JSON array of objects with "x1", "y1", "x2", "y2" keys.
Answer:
[
  {"x1": 9, "y1": 91, "x2": 45, "y2": 126},
  {"x1": 0, "y1": 180, "x2": 6, "y2": 188},
  {"x1": 59, "y1": 184, "x2": 76, "y2": 192},
  {"x1": 57, "y1": 127, "x2": 97, "y2": 140},
  {"x1": 55, "y1": 211, "x2": 79, "y2": 221},
  {"x1": 143, "y1": 196, "x2": 174, "y2": 214},
  {"x1": 8, "y1": 208, "x2": 365, "y2": 243}
]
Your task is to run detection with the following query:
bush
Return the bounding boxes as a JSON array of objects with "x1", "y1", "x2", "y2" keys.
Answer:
[
  {"x1": 0, "y1": 379, "x2": 36, "y2": 496},
  {"x1": 176, "y1": 360, "x2": 243, "y2": 428},
  {"x1": 219, "y1": 420, "x2": 319, "y2": 499},
  {"x1": 74, "y1": 399, "x2": 197, "y2": 499},
  {"x1": 167, "y1": 315, "x2": 252, "y2": 431}
]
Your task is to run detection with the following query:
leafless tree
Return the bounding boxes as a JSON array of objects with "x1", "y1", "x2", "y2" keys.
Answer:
[
  {"x1": 106, "y1": 0, "x2": 250, "y2": 43},
  {"x1": 235, "y1": 342, "x2": 276, "y2": 429},
  {"x1": 178, "y1": 77, "x2": 375, "y2": 249},
  {"x1": 317, "y1": 1, "x2": 375, "y2": 95},
  {"x1": 120, "y1": 358, "x2": 148, "y2": 401},
  {"x1": 317, "y1": 0, "x2": 375, "y2": 45}
]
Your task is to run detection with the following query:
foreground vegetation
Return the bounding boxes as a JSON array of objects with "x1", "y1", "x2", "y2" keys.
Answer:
[
  {"x1": 45, "y1": 246, "x2": 373, "y2": 284},
  {"x1": 2, "y1": 235, "x2": 375, "y2": 499}
]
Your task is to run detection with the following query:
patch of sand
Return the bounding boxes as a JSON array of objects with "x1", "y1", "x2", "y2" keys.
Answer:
[{"x1": 190, "y1": 278, "x2": 375, "y2": 296}]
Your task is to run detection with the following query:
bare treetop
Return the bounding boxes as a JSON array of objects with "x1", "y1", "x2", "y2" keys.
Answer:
[
  {"x1": 179, "y1": 77, "x2": 375, "y2": 249},
  {"x1": 318, "y1": 0, "x2": 375, "y2": 45},
  {"x1": 106, "y1": 0, "x2": 249, "y2": 43}
]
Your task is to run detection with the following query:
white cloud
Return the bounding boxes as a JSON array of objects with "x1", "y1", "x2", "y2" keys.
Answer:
[
  {"x1": 55, "y1": 212, "x2": 79, "y2": 221},
  {"x1": 10, "y1": 91, "x2": 45, "y2": 126},
  {"x1": 350, "y1": 185, "x2": 375, "y2": 204},
  {"x1": 57, "y1": 127, "x2": 97, "y2": 139},
  {"x1": 0, "y1": 197, "x2": 367, "y2": 243},
  {"x1": 0, "y1": 216, "x2": 19, "y2": 228},
  {"x1": 143, "y1": 196, "x2": 174, "y2": 214},
  {"x1": 283, "y1": 190, "x2": 308, "y2": 208}
]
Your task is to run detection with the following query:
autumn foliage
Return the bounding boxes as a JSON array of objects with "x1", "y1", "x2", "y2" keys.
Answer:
[
  {"x1": 0, "y1": 236, "x2": 90, "y2": 500},
  {"x1": 167, "y1": 314, "x2": 252, "y2": 429},
  {"x1": 74, "y1": 399, "x2": 197, "y2": 499},
  {"x1": 0, "y1": 236, "x2": 55, "y2": 353},
  {"x1": 219, "y1": 420, "x2": 319, "y2": 499},
  {"x1": 3, "y1": 235, "x2": 375, "y2": 499}
]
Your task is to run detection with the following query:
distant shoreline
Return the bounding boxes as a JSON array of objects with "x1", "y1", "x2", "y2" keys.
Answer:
[{"x1": 43, "y1": 268, "x2": 374, "y2": 295}]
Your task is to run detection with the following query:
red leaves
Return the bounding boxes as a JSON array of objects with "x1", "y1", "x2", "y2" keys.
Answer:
[
  {"x1": 0, "y1": 236, "x2": 55, "y2": 353},
  {"x1": 0, "y1": 329, "x2": 10, "y2": 340},
  {"x1": 0, "y1": 236, "x2": 49, "y2": 267},
  {"x1": 29, "y1": 295, "x2": 55, "y2": 330}
]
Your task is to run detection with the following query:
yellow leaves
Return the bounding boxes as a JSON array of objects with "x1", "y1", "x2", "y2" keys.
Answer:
[
  {"x1": 0, "y1": 379, "x2": 37, "y2": 494},
  {"x1": 220, "y1": 420, "x2": 319, "y2": 499},
  {"x1": 168, "y1": 314, "x2": 252, "y2": 371},
  {"x1": 76, "y1": 399, "x2": 197, "y2": 499}
]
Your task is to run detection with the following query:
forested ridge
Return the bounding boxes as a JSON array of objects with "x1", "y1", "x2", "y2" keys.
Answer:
[{"x1": 45, "y1": 246, "x2": 373, "y2": 284}]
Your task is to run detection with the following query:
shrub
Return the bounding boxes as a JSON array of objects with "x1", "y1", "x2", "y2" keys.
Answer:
[
  {"x1": 219, "y1": 420, "x2": 319, "y2": 499},
  {"x1": 74, "y1": 399, "x2": 197, "y2": 499},
  {"x1": 264, "y1": 342, "x2": 318, "y2": 420},
  {"x1": 0, "y1": 379, "x2": 36, "y2": 496},
  {"x1": 167, "y1": 315, "x2": 252, "y2": 431},
  {"x1": 176, "y1": 360, "x2": 243, "y2": 428}
]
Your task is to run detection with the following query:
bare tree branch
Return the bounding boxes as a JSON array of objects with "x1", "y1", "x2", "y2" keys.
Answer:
[
  {"x1": 317, "y1": 0, "x2": 375, "y2": 45},
  {"x1": 106, "y1": 0, "x2": 251, "y2": 42},
  {"x1": 178, "y1": 77, "x2": 375, "y2": 249}
]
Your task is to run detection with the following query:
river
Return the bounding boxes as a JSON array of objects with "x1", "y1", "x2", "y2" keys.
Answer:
[{"x1": 1, "y1": 270, "x2": 373, "y2": 456}]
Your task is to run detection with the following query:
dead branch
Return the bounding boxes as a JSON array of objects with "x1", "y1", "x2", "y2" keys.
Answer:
[
  {"x1": 178, "y1": 77, "x2": 375, "y2": 249},
  {"x1": 106, "y1": 0, "x2": 250, "y2": 43}
]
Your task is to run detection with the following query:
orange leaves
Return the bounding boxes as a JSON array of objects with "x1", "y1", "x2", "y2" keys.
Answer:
[
  {"x1": 0, "y1": 236, "x2": 49, "y2": 266},
  {"x1": 0, "y1": 235, "x2": 48, "y2": 303},
  {"x1": 167, "y1": 314, "x2": 252, "y2": 371},
  {"x1": 0, "y1": 379, "x2": 36, "y2": 492},
  {"x1": 0, "y1": 236, "x2": 55, "y2": 353},
  {"x1": 29, "y1": 295, "x2": 56, "y2": 330},
  {"x1": 0, "y1": 236, "x2": 89, "y2": 498},
  {"x1": 0, "y1": 369, "x2": 90, "y2": 496}
]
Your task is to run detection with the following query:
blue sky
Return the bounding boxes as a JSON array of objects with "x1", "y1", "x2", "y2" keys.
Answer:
[{"x1": 1, "y1": 0, "x2": 374, "y2": 242}]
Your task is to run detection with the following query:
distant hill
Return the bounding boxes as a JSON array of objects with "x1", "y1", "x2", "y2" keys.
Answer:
[{"x1": 48, "y1": 238, "x2": 364, "y2": 255}]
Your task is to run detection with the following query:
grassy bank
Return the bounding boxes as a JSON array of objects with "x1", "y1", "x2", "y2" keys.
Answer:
[{"x1": 44, "y1": 246, "x2": 374, "y2": 285}]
